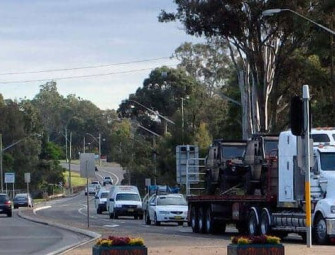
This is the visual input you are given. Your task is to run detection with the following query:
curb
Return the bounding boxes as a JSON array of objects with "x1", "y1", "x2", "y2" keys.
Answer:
[{"x1": 18, "y1": 206, "x2": 101, "y2": 255}]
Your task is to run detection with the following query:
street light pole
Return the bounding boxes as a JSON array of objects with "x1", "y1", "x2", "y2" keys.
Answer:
[
  {"x1": 262, "y1": 9, "x2": 335, "y2": 36},
  {"x1": 0, "y1": 134, "x2": 2, "y2": 192},
  {"x1": 85, "y1": 132, "x2": 102, "y2": 166}
]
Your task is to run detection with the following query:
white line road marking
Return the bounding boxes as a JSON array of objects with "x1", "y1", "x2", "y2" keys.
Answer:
[
  {"x1": 103, "y1": 224, "x2": 119, "y2": 228},
  {"x1": 33, "y1": 206, "x2": 52, "y2": 214}
]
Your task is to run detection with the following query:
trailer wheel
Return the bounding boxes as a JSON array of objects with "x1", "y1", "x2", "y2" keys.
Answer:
[
  {"x1": 313, "y1": 215, "x2": 329, "y2": 244},
  {"x1": 260, "y1": 210, "x2": 271, "y2": 235},
  {"x1": 198, "y1": 207, "x2": 206, "y2": 233},
  {"x1": 248, "y1": 210, "x2": 259, "y2": 235},
  {"x1": 205, "y1": 207, "x2": 214, "y2": 234},
  {"x1": 191, "y1": 207, "x2": 199, "y2": 233}
]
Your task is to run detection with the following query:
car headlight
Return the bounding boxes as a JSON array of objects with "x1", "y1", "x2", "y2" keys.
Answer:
[
  {"x1": 331, "y1": 206, "x2": 335, "y2": 214},
  {"x1": 137, "y1": 204, "x2": 142, "y2": 209},
  {"x1": 158, "y1": 211, "x2": 169, "y2": 214}
]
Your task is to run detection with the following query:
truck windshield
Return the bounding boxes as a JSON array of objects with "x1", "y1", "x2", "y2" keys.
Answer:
[
  {"x1": 116, "y1": 193, "x2": 141, "y2": 201},
  {"x1": 221, "y1": 145, "x2": 245, "y2": 159},
  {"x1": 320, "y1": 152, "x2": 335, "y2": 171}
]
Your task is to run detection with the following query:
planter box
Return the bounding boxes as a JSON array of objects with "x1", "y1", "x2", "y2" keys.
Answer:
[
  {"x1": 227, "y1": 244, "x2": 284, "y2": 255},
  {"x1": 92, "y1": 245, "x2": 147, "y2": 255}
]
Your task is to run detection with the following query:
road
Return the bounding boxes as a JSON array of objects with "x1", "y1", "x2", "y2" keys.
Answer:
[{"x1": 0, "y1": 210, "x2": 89, "y2": 255}]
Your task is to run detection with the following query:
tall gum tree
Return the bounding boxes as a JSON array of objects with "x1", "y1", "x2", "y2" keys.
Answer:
[{"x1": 160, "y1": 0, "x2": 313, "y2": 138}]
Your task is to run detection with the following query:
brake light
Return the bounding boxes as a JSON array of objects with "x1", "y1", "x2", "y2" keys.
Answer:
[{"x1": 4, "y1": 201, "x2": 11, "y2": 205}]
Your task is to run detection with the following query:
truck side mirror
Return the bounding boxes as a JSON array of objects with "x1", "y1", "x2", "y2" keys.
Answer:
[{"x1": 109, "y1": 198, "x2": 114, "y2": 202}]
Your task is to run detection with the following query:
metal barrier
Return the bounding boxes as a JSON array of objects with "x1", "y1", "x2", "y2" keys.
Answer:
[{"x1": 185, "y1": 157, "x2": 206, "y2": 197}]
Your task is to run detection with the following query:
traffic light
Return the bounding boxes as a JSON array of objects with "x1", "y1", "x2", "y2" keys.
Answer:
[{"x1": 290, "y1": 96, "x2": 303, "y2": 136}]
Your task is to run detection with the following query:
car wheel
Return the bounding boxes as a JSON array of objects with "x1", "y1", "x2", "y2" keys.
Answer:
[
  {"x1": 7, "y1": 212, "x2": 12, "y2": 217},
  {"x1": 114, "y1": 211, "x2": 118, "y2": 219},
  {"x1": 85, "y1": 192, "x2": 87, "y2": 196},
  {"x1": 139, "y1": 214, "x2": 143, "y2": 220},
  {"x1": 134, "y1": 215, "x2": 138, "y2": 220},
  {"x1": 109, "y1": 212, "x2": 114, "y2": 219},
  {"x1": 154, "y1": 213, "x2": 160, "y2": 226},
  {"x1": 14, "y1": 206, "x2": 17, "y2": 209},
  {"x1": 178, "y1": 222, "x2": 183, "y2": 226},
  {"x1": 145, "y1": 212, "x2": 151, "y2": 225}
]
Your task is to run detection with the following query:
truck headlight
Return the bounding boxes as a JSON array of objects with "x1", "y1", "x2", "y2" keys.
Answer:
[{"x1": 331, "y1": 206, "x2": 335, "y2": 214}]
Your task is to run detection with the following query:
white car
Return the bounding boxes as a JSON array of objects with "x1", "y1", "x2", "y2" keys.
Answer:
[
  {"x1": 103, "y1": 176, "x2": 113, "y2": 186},
  {"x1": 145, "y1": 193, "x2": 188, "y2": 226},
  {"x1": 85, "y1": 183, "x2": 100, "y2": 196},
  {"x1": 95, "y1": 188, "x2": 110, "y2": 214}
]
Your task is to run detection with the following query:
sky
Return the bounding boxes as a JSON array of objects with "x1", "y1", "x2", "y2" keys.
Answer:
[{"x1": 0, "y1": 0, "x2": 203, "y2": 110}]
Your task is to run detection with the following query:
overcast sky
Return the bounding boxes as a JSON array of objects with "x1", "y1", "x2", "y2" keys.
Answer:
[{"x1": 0, "y1": 0, "x2": 202, "y2": 110}]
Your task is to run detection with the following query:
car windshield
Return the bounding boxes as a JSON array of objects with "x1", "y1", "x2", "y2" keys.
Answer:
[
  {"x1": 320, "y1": 152, "x2": 335, "y2": 171},
  {"x1": 104, "y1": 177, "x2": 111, "y2": 180},
  {"x1": 312, "y1": 134, "x2": 330, "y2": 143},
  {"x1": 157, "y1": 196, "x2": 187, "y2": 206},
  {"x1": 101, "y1": 192, "x2": 109, "y2": 198},
  {"x1": 116, "y1": 193, "x2": 140, "y2": 201}
]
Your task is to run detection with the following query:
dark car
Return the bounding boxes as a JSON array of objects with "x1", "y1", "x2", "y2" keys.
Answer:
[
  {"x1": 0, "y1": 193, "x2": 12, "y2": 217},
  {"x1": 13, "y1": 193, "x2": 34, "y2": 209}
]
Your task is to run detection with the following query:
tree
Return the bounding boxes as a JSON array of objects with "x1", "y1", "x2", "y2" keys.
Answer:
[{"x1": 160, "y1": 0, "x2": 316, "y2": 138}]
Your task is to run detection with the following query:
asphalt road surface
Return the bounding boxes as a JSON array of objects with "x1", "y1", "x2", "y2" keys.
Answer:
[{"x1": 0, "y1": 210, "x2": 89, "y2": 255}]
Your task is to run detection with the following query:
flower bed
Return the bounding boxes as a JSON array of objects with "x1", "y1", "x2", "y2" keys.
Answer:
[
  {"x1": 92, "y1": 236, "x2": 147, "y2": 255},
  {"x1": 227, "y1": 235, "x2": 284, "y2": 255}
]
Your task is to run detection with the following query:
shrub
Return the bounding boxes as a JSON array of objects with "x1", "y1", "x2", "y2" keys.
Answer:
[
  {"x1": 231, "y1": 235, "x2": 281, "y2": 245},
  {"x1": 96, "y1": 236, "x2": 145, "y2": 247}
]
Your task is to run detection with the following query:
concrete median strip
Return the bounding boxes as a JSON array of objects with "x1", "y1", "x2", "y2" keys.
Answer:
[{"x1": 18, "y1": 206, "x2": 101, "y2": 254}]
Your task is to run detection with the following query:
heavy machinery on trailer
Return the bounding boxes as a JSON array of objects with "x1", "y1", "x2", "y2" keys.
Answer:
[{"x1": 187, "y1": 131, "x2": 335, "y2": 244}]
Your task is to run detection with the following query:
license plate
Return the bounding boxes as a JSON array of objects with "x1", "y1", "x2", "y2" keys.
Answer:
[
  {"x1": 174, "y1": 216, "x2": 182, "y2": 219},
  {"x1": 128, "y1": 209, "x2": 134, "y2": 212}
]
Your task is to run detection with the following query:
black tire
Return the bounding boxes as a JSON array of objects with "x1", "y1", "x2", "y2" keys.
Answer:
[
  {"x1": 14, "y1": 206, "x2": 17, "y2": 209},
  {"x1": 109, "y1": 212, "x2": 113, "y2": 219},
  {"x1": 139, "y1": 215, "x2": 143, "y2": 220},
  {"x1": 97, "y1": 207, "x2": 102, "y2": 214},
  {"x1": 7, "y1": 212, "x2": 12, "y2": 217},
  {"x1": 134, "y1": 215, "x2": 138, "y2": 220},
  {"x1": 178, "y1": 222, "x2": 183, "y2": 226},
  {"x1": 248, "y1": 210, "x2": 259, "y2": 235},
  {"x1": 154, "y1": 213, "x2": 160, "y2": 226},
  {"x1": 145, "y1": 212, "x2": 151, "y2": 225},
  {"x1": 313, "y1": 215, "x2": 329, "y2": 244},
  {"x1": 205, "y1": 207, "x2": 214, "y2": 234},
  {"x1": 260, "y1": 210, "x2": 271, "y2": 235},
  {"x1": 198, "y1": 207, "x2": 206, "y2": 233},
  {"x1": 191, "y1": 207, "x2": 199, "y2": 233}
]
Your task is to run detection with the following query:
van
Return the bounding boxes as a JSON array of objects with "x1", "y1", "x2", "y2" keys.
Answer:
[{"x1": 107, "y1": 185, "x2": 143, "y2": 220}]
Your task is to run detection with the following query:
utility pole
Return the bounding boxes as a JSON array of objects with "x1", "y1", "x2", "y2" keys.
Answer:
[
  {"x1": 68, "y1": 132, "x2": 72, "y2": 194},
  {"x1": 98, "y1": 133, "x2": 101, "y2": 166}
]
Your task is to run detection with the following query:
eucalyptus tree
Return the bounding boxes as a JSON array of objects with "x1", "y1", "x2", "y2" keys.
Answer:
[{"x1": 160, "y1": 0, "x2": 319, "y2": 138}]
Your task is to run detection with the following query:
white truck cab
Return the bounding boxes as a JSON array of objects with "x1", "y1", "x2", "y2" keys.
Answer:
[
  {"x1": 311, "y1": 127, "x2": 335, "y2": 146},
  {"x1": 107, "y1": 185, "x2": 143, "y2": 220}
]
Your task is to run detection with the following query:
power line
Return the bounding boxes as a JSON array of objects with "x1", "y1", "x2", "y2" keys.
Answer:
[
  {"x1": 0, "y1": 64, "x2": 177, "y2": 84},
  {"x1": 0, "y1": 57, "x2": 172, "y2": 76}
]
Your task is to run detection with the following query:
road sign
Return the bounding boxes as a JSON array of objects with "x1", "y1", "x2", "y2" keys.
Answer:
[
  {"x1": 24, "y1": 173, "x2": 31, "y2": 183},
  {"x1": 80, "y1": 153, "x2": 96, "y2": 178},
  {"x1": 5, "y1": 172, "x2": 15, "y2": 184}
]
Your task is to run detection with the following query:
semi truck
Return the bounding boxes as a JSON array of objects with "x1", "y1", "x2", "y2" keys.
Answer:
[{"x1": 187, "y1": 130, "x2": 335, "y2": 244}]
